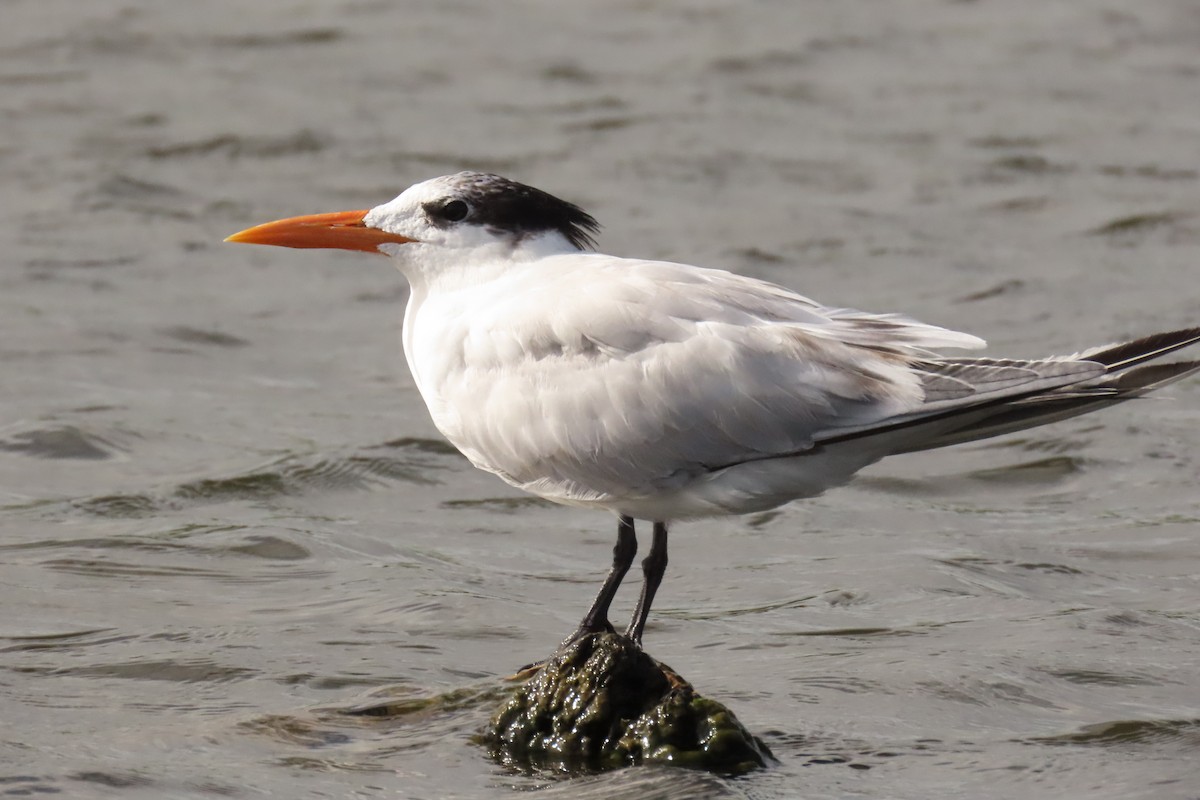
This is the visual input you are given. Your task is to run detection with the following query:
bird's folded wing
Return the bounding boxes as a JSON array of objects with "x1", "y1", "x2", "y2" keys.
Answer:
[{"x1": 443, "y1": 258, "x2": 999, "y2": 501}]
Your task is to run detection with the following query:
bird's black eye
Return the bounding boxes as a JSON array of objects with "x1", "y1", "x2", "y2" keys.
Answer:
[{"x1": 436, "y1": 199, "x2": 470, "y2": 222}]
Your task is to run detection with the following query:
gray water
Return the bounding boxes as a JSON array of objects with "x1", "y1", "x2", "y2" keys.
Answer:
[{"x1": 2, "y1": 1, "x2": 1199, "y2": 797}]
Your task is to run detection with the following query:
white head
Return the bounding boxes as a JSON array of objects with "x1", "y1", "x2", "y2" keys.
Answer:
[{"x1": 226, "y1": 172, "x2": 600, "y2": 278}]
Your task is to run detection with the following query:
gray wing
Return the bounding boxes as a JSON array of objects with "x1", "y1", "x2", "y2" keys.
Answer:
[
  {"x1": 811, "y1": 327, "x2": 1200, "y2": 455},
  {"x1": 444, "y1": 255, "x2": 1198, "y2": 502}
]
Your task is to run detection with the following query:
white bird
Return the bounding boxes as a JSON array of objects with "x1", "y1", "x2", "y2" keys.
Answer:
[{"x1": 227, "y1": 172, "x2": 1200, "y2": 645}]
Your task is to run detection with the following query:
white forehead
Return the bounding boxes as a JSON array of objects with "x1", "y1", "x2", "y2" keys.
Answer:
[{"x1": 363, "y1": 175, "x2": 458, "y2": 229}]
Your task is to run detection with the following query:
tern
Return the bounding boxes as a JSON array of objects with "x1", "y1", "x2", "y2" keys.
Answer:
[{"x1": 227, "y1": 172, "x2": 1199, "y2": 646}]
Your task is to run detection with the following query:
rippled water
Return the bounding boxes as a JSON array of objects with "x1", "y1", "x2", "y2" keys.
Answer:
[{"x1": 2, "y1": 1, "x2": 1199, "y2": 797}]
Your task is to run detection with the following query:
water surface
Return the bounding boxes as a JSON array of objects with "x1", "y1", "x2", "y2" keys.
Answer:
[{"x1": 2, "y1": 1, "x2": 1198, "y2": 797}]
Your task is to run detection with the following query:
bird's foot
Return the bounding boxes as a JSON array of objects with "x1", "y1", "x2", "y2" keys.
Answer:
[
  {"x1": 509, "y1": 620, "x2": 621, "y2": 678},
  {"x1": 559, "y1": 618, "x2": 616, "y2": 650}
]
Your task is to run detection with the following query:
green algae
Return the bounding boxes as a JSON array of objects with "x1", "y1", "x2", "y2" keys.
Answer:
[{"x1": 483, "y1": 633, "x2": 773, "y2": 775}]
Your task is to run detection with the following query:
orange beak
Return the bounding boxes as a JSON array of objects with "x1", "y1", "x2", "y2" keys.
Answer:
[{"x1": 224, "y1": 210, "x2": 415, "y2": 255}]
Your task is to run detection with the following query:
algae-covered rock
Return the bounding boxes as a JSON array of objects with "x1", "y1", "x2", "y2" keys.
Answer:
[{"x1": 483, "y1": 633, "x2": 773, "y2": 774}]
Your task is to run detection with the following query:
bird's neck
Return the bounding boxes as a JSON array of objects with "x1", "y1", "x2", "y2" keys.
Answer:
[
  {"x1": 391, "y1": 231, "x2": 580, "y2": 295},
  {"x1": 396, "y1": 231, "x2": 580, "y2": 412}
]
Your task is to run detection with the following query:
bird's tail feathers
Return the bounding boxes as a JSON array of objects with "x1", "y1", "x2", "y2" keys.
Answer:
[
  {"x1": 894, "y1": 358, "x2": 1198, "y2": 453},
  {"x1": 823, "y1": 327, "x2": 1200, "y2": 456}
]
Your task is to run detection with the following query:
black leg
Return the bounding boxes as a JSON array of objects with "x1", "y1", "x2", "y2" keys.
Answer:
[
  {"x1": 624, "y1": 521, "x2": 668, "y2": 645},
  {"x1": 565, "y1": 515, "x2": 637, "y2": 643}
]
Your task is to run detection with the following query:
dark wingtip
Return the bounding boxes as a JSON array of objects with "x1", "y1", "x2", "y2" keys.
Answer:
[
  {"x1": 1086, "y1": 327, "x2": 1200, "y2": 370},
  {"x1": 1106, "y1": 360, "x2": 1200, "y2": 393}
]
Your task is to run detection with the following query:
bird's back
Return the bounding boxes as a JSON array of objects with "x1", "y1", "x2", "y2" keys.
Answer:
[{"x1": 403, "y1": 254, "x2": 993, "y2": 513}]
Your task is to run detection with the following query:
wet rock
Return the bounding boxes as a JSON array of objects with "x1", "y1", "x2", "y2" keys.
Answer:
[{"x1": 483, "y1": 632, "x2": 773, "y2": 775}]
